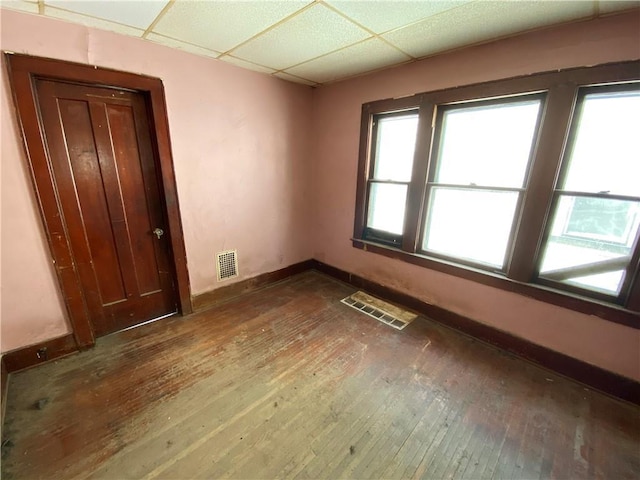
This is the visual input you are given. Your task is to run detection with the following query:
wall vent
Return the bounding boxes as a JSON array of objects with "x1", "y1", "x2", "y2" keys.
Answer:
[
  {"x1": 341, "y1": 291, "x2": 417, "y2": 330},
  {"x1": 216, "y1": 250, "x2": 238, "y2": 281}
]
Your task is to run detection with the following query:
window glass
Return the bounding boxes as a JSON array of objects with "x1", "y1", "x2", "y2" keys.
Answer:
[
  {"x1": 421, "y1": 98, "x2": 540, "y2": 268},
  {"x1": 367, "y1": 183, "x2": 408, "y2": 235},
  {"x1": 422, "y1": 188, "x2": 519, "y2": 267},
  {"x1": 538, "y1": 196, "x2": 639, "y2": 295},
  {"x1": 434, "y1": 99, "x2": 541, "y2": 188},
  {"x1": 561, "y1": 91, "x2": 640, "y2": 196},
  {"x1": 372, "y1": 113, "x2": 419, "y2": 182}
]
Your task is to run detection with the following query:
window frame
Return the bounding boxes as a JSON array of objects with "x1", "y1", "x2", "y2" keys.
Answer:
[
  {"x1": 417, "y1": 93, "x2": 546, "y2": 273},
  {"x1": 363, "y1": 108, "x2": 420, "y2": 248},
  {"x1": 353, "y1": 61, "x2": 640, "y2": 328},
  {"x1": 534, "y1": 83, "x2": 640, "y2": 305}
]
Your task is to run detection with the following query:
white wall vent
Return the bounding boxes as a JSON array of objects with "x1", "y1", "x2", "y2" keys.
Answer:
[{"x1": 216, "y1": 250, "x2": 238, "y2": 281}]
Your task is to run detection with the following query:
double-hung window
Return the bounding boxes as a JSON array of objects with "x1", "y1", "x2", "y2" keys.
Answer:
[
  {"x1": 354, "y1": 62, "x2": 640, "y2": 325},
  {"x1": 365, "y1": 111, "x2": 419, "y2": 245},
  {"x1": 421, "y1": 96, "x2": 543, "y2": 269},
  {"x1": 536, "y1": 86, "x2": 640, "y2": 301}
]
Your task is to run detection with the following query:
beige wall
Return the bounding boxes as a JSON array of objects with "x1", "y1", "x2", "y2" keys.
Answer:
[
  {"x1": 311, "y1": 12, "x2": 640, "y2": 380},
  {"x1": 0, "y1": 9, "x2": 314, "y2": 352}
]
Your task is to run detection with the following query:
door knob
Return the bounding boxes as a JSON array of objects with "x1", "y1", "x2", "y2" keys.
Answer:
[{"x1": 153, "y1": 228, "x2": 164, "y2": 239}]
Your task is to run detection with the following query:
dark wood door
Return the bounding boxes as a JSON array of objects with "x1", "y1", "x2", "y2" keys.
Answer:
[{"x1": 34, "y1": 79, "x2": 178, "y2": 337}]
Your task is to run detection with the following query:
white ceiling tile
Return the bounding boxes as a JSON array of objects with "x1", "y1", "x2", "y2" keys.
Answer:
[
  {"x1": 146, "y1": 32, "x2": 220, "y2": 58},
  {"x1": 218, "y1": 55, "x2": 276, "y2": 74},
  {"x1": 44, "y1": 6, "x2": 145, "y2": 36},
  {"x1": 6, "y1": 0, "x2": 634, "y2": 89},
  {"x1": 599, "y1": 0, "x2": 640, "y2": 14},
  {"x1": 232, "y1": 3, "x2": 371, "y2": 70},
  {"x1": 45, "y1": 0, "x2": 168, "y2": 29},
  {"x1": 382, "y1": 0, "x2": 596, "y2": 59},
  {"x1": 152, "y1": 0, "x2": 311, "y2": 54},
  {"x1": 0, "y1": 1, "x2": 38, "y2": 14},
  {"x1": 286, "y1": 38, "x2": 410, "y2": 83},
  {"x1": 325, "y1": 0, "x2": 472, "y2": 34},
  {"x1": 274, "y1": 72, "x2": 317, "y2": 86}
]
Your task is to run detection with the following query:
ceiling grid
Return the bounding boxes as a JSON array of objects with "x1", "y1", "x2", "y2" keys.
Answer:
[{"x1": 0, "y1": 0, "x2": 637, "y2": 86}]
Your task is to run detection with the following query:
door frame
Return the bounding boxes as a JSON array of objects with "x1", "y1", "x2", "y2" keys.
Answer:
[{"x1": 5, "y1": 53, "x2": 192, "y2": 348}]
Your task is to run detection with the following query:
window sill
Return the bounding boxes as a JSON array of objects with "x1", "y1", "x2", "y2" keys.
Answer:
[{"x1": 351, "y1": 238, "x2": 640, "y2": 329}]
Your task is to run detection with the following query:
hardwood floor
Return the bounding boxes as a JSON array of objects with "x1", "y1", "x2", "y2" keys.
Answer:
[{"x1": 1, "y1": 271, "x2": 638, "y2": 479}]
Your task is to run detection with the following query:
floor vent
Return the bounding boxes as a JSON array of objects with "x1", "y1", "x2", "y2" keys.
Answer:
[
  {"x1": 341, "y1": 291, "x2": 417, "y2": 330},
  {"x1": 216, "y1": 250, "x2": 238, "y2": 281}
]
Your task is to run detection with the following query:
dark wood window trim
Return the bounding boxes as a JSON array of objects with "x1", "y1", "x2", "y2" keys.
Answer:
[
  {"x1": 417, "y1": 93, "x2": 546, "y2": 273},
  {"x1": 363, "y1": 109, "x2": 419, "y2": 248},
  {"x1": 353, "y1": 61, "x2": 640, "y2": 329},
  {"x1": 4, "y1": 53, "x2": 192, "y2": 348},
  {"x1": 534, "y1": 83, "x2": 640, "y2": 305}
]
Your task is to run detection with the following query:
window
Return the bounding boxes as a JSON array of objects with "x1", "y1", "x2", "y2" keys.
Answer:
[
  {"x1": 365, "y1": 111, "x2": 419, "y2": 243},
  {"x1": 536, "y1": 87, "x2": 640, "y2": 299},
  {"x1": 353, "y1": 62, "x2": 640, "y2": 325},
  {"x1": 422, "y1": 96, "x2": 542, "y2": 268}
]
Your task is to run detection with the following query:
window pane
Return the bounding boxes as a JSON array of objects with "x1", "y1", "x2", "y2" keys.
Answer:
[
  {"x1": 434, "y1": 99, "x2": 541, "y2": 188},
  {"x1": 538, "y1": 196, "x2": 640, "y2": 295},
  {"x1": 373, "y1": 113, "x2": 419, "y2": 182},
  {"x1": 562, "y1": 90, "x2": 640, "y2": 196},
  {"x1": 421, "y1": 187, "x2": 519, "y2": 268},
  {"x1": 367, "y1": 183, "x2": 408, "y2": 235}
]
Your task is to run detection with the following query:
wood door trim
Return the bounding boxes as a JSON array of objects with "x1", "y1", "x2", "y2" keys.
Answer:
[{"x1": 4, "y1": 53, "x2": 192, "y2": 348}]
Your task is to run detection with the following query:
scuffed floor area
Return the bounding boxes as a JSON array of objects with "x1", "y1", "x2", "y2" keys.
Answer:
[{"x1": 2, "y1": 272, "x2": 638, "y2": 479}]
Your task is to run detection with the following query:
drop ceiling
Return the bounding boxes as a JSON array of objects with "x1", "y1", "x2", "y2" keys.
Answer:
[{"x1": 1, "y1": 0, "x2": 638, "y2": 86}]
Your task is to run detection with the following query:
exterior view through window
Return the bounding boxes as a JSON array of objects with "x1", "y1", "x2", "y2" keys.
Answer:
[
  {"x1": 354, "y1": 62, "x2": 640, "y2": 322},
  {"x1": 537, "y1": 88, "x2": 640, "y2": 296}
]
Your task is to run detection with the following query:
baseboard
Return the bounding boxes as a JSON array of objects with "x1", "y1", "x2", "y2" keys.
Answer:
[
  {"x1": 3, "y1": 334, "x2": 79, "y2": 374},
  {"x1": 2, "y1": 260, "x2": 315, "y2": 373},
  {"x1": 1, "y1": 355, "x2": 7, "y2": 428},
  {"x1": 311, "y1": 259, "x2": 640, "y2": 405},
  {"x1": 192, "y1": 259, "x2": 316, "y2": 312},
  {"x1": 4, "y1": 259, "x2": 637, "y2": 405}
]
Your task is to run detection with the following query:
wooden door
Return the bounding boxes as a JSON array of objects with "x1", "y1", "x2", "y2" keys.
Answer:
[{"x1": 34, "y1": 79, "x2": 178, "y2": 337}]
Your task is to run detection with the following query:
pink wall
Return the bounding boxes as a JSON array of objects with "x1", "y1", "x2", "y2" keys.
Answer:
[
  {"x1": 0, "y1": 9, "x2": 313, "y2": 352},
  {"x1": 1, "y1": 7, "x2": 639, "y2": 382},
  {"x1": 311, "y1": 11, "x2": 640, "y2": 381}
]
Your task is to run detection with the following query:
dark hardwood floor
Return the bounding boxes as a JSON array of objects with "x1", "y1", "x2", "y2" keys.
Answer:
[{"x1": 1, "y1": 271, "x2": 638, "y2": 479}]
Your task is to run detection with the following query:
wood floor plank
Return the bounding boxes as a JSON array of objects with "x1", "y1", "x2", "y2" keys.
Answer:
[
  {"x1": 1, "y1": 271, "x2": 638, "y2": 480},
  {"x1": 159, "y1": 335, "x2": 357, "y2": 479},
  {"x1": 424, "y1": 359, "x2": 496, "y2": 479}
]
